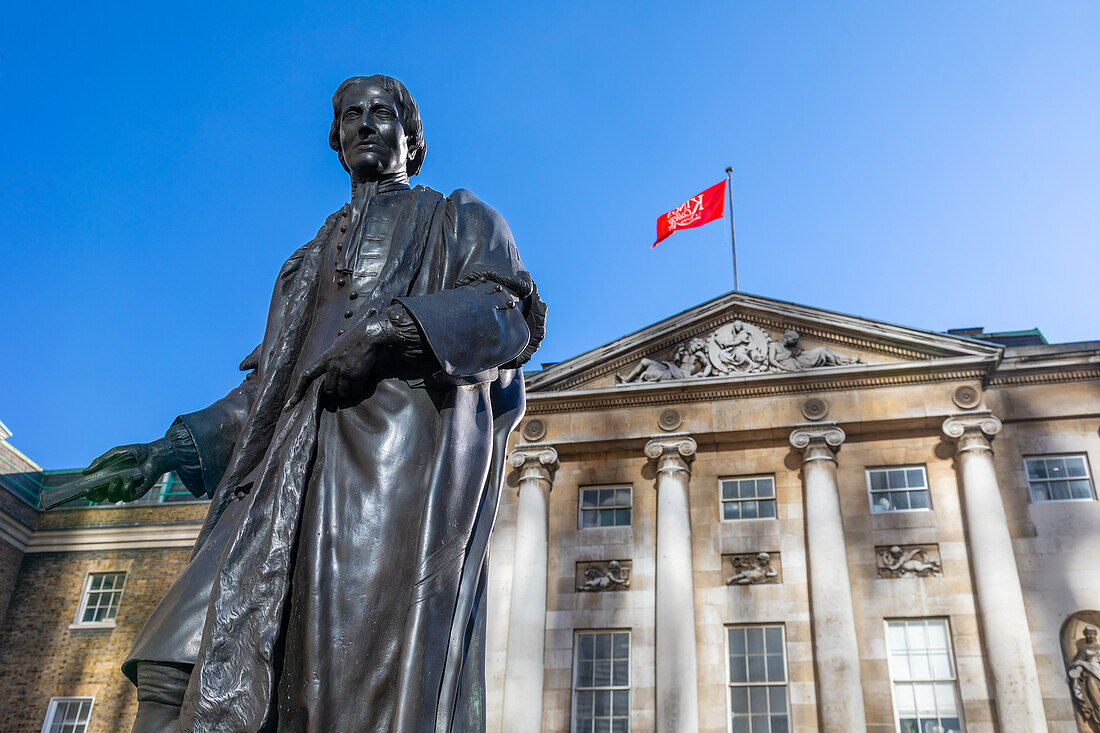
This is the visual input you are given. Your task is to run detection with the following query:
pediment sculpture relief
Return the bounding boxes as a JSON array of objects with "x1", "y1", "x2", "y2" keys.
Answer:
[{"x1": 617, "y1": 321, "x2": 861, "y2": 383}]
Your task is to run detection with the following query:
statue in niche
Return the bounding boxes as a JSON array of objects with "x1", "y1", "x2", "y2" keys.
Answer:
[
  {"x1": 768, "y1": 329, "x2": 861, "y2": 371},
  {"x1": 617, "y1": 337, "x2": 710, "y2": 383},
  {"x1": 577, "y1": 560, "x2": 631, "y2": 591},
  {"x1": 1069, "y1": 626, "x2": 1100, "y2": 730},
  {"x1": 43, "y1": 75, "x2": 546, "y2": 732},
  {"x1": 725, "y1": 552, "x2": 780, "y2": 585},
  {"x1": 878, "y1": 545, "x2": 942, "y2": 577}
]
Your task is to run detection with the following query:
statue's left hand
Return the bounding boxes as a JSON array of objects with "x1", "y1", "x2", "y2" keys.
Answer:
[{"x1": 286, "y1": 314, "x2": 397, "y2": 409}]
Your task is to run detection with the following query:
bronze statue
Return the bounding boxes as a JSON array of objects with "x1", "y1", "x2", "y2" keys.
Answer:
[{"x1": 58, "y1": 75, "x2": 546, "y2": 732}]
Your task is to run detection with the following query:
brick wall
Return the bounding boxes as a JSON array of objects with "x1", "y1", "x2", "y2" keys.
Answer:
[{"x1": 0, "y1": 548, "x2": 190, "y2": 733}]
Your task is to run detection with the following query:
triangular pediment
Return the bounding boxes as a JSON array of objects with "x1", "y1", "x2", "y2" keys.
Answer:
[{"x1": 527, "y1": 292, "x2": 1001, "y2": 393}]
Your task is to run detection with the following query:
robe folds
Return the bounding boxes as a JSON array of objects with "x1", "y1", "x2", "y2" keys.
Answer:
[{"x1": 123, "y1": 185, "x2": 545, "y2": 732}]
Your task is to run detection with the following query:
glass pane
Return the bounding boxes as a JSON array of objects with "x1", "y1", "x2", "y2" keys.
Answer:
[
  {"x1": 770, "y1": 714, "x2": 789, "y2": 733},
  {"x1": 595, "y1": 632, "x2": 611, "y2": 657},
  {"x1": 909, "y1": 653, "x2": 931, "y2": 679},
  {"x1": 615, "y1": 508, "x2": 631, "y2": 526},
  {"x1": 1026, "y1": 459, "x2": 1046, "y2": 479},
  {"x1": 613, "y1": 633, "x2": 629, "y2": 658},
  {"x1": 577, "y1": 661, "x2": 593, "y2": 687},
  {"x1": 1066, "y1": 456, "x2": 1088, "y2": 477},
  {"x1": 741, "y1": 500, "x2": 758, "y2": 519},
  {"x1": 723, "y1": 502, "x2": 740, "y2": 520},
  {"x1": 870, "y1": 471, "x2": 888, "y2": 490},
  {"x1": 894, "y1": 683, "x2": 916, "y2": 715},
  {"x1": 1031, "y1": 483, "x2": 1050, "y2": 502},
  {"x1": 909, "y1": 490, "x2": 929, "y2": 509},
  {"x1": 888, "y1": 652, "x2": 911, "y2": 680},
  {"x1": 747, "y1": 628, "x2": 765, "y2": 654},
  {"x1": 731, "y1": 716, "x2": 751, "y2": 733},
  {"x1": 758, "y1": 478, "x2": 776, "y2": 498},
  {"x1": 926, "y1": 621, "x2": 948, "y2": 649},
  {"x1": 730, "y1": 628, "x2": 746, "y2": 654},
  {"x1": 750, "y1": 714, "x2": 768, "y2": 732},
  {"x1": 769, "y1": 685, "x2": 787, "y2": 712},
  {"x1": 599, "y1": 489, "x2": 616, "y2": 507},
  {"x1": 913, "y1": 682, "x2": 935, "y2": 712},
  {"x1": 722, "y1": 481, "x2": 738, "y2": 500},
  {"x1": 594, "y1": 718, "x2": 610, "y2": 733},
  {"x1": 594, "y1": 660, "x2": 611, "y2": 686},
  {"x1": 594, "y1": 690, "x2": 611, "y2": 715},
  {"x1": 766, "y1": 654, "x2": 784, "y2": 682},
  {"x1": 888, "y1": 470, "x2": 906, "y2": 489},
  {"x1": 611, "y1": 719, "x2": 628, "y2": 733},
  {"x1": 1048, "y1": 457, "x2": 1067, "y2": 477},
  {"x1": 612, "y1": 689, "x2": 628, "y2": 714},
  {"x1": 730, "y1": 657, "x2": 748, "y2": 683},
  {"x1": 887, "y1": 622, "x2": 907, "y2": 651},
  {"x1": 872, "y1": 494, "x2": 892, "y2": 512},
  {"x1": 731, "y1": 686, "x2": 749, "y2": 713},
  {"x1": 758, "y1": 500, "x2": 776, "y2": 518},
  {"x1": 765, "y1": 626, "x2": 783, "y2": 653},
  {"x1": 907, "y1": 468, "x2": 925, "y2": 487},
  {"x1": 934, "y1": 682, "x2": 958, "y2": 714},
  {"x1": 580, "y1": 633, "x2": 594, "y2": 658},
  {"x1": 747, "y1": 655, "x2": 766, "y2": 682},
  {"x1": 576, "y1": 690, "x2": 594, "y2": 715},
  {"x1": 749, "y1": 685, "x2": 767, "y2": 712},
  {"x1": 929, "y1": 651, "x2": 952, "y2": 678},
  {"x1": 615, "y1": 488, "x2": 631, "y2": 506},
  {"x1": 1071, "y1": 479, "x2": 1093, "y2": 499},
  {"x1": 890, "y1": 491, "x2": 910, "y2": 510},
  {"x1": 1051, "y1": 482, "x2": 1071, "y2": 500},
  {"x1": 581, "y1": 490, "x2": 598, "y2": 508},
  {"x1": 581, "y1": 510, "x2": 598, "y2": 528},
  {"x1": 612, "y1": 660, "x2": 628, "y2": 686}
]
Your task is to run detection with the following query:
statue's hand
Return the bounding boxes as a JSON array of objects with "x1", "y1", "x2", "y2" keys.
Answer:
[
  {"x1": 286, "y1": 314, "x2": 397, "y2": 409},
  {"x1": 83, "y1": 439, "x2": 177, "y2": 503}
]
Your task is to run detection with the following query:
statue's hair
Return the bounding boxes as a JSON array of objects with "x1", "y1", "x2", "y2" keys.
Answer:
[{"x1": 329, "y1": 75, "x2": 426, "y2": 177}]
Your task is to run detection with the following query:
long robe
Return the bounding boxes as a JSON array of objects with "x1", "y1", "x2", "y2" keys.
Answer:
[{"x1": 124, "y1": 184, "x2": 542, "y2": 732}]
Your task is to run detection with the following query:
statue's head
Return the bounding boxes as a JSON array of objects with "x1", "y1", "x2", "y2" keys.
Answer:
[
  {"x1": 608, "y1": 561, "x2": 620, "y2": 571},
  {"x1": 783, "y1": 330, "x2": 800, "y2": 346},
  {"x1": 1086, "y1": 626, "x2": 1098, "y2": 643},
  {"x1": 756, "y1": 552, "x2": 770, "y2": 565},
  {"x1": 329, "y1": 75, "x2": 427, "y2": 181}
]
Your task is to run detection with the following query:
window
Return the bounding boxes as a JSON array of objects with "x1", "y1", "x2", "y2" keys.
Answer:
[
  {"x1": 1024, "y1": 454, "x2": 1095, "y2": 502},
  {"x1": 886, "y1": 619, "x2": 963, "y2": 733},
  {"x1": 579, "y1": 486, "x2": 632, "y2": 528},
  {"x1": 721, "y1": 476, "x2": 777, "y2": 520},
  {"x1": 727, "y1": 625, "x2": 789, "y2": 733},
  {"x1": 572, "y1": 631, "x2": 630, "y2": 733},
  {"x1": 41, "y1": 697, "x2": 93, "y2": 733},
  {"x1": 74, "y1": 571, "x2": 126, "y2": 627},
  {"x1": 867, "y1": 466, "x2": 930, "y2": 513}
]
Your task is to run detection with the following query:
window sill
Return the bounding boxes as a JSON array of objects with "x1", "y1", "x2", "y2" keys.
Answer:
[{"x1": 69, "y1": 621, "x2": 116, "y2": 631}]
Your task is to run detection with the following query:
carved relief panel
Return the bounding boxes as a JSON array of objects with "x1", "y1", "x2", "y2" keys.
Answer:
[
  {"x1": 876, "y1": 544, "x2": 942, "y2": 578},
  {"x1": 724, "y1": 552, "x2": 782, "y2": 585},
  {"x1": 575, "y1": 560, "x2": 631, "y2": 592}
]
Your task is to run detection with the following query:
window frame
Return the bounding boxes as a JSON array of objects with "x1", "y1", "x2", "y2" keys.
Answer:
[
  {"x1": 884, "y1": 618, "x2": 965, "y2": 733},
  {"x1": 1023, "y1": 453, "x2": 1097, "y2": 504},
  {"x1": 570, "y1": 629, "x2": 631, "y2": 733},
  {"x1": 866, "y1": 465, "x2": 933, "y2": 515},
  {"x1": 71, "y1": 571, "x2": 127, "y2": 629},
  {"x1": 577, "y1": 484, "x2": 633, "y2": 530},
  {"x1": 719, "y1": 474, "x2": 778, "y2": 523},
  {"x1": 41, "y1": 696, "x2": 94, "y2": 733},
  {"x1": 724, "y1": 623, "x2": 791, "y2": 733}
]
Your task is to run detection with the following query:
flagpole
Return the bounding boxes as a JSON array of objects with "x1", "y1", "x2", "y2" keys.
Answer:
[{"x1": 725, "y1": 166, "x2": 738, "y2": 292}]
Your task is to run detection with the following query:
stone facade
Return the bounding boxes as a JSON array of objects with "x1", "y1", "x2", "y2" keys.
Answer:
[{"x1": 2, "y1": 292, "x2": 1100, "y2": 732}]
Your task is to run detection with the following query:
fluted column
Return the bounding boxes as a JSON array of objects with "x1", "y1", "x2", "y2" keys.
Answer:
[
  {"x1": 942, "y1": 413, "x2": 1047, "y2": 729},
  {"x1": 789, "y1": 423, "x2": 867, "y2": 732},
  {"x1": 644, "y1": 435, "x2": 699, "y2": 733},
  {"x1": 501, "y1": 445, "x2": 559, "y2": 731}
]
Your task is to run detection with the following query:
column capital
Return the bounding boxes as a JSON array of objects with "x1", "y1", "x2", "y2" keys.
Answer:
[
  {"x1": 644, "y1": 435, "x2": 697, "y2": 477},
  {"x1": 789, "y1": 422, "x2": 846, "y2": 463},
  {"x1": 508, "y1": 444, "x2": 559, "y2": 485},
  {"x1": 942, "y1": 412, "x2": 1003, "y2": 454}
]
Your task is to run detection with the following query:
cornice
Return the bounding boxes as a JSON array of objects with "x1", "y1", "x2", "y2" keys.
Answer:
[
  {"x1": 526, "y1": 356, "x2": 994, "y2": 415},
  {"x1": 23, "y1": 521, "x2": 202, "y2": 553}
]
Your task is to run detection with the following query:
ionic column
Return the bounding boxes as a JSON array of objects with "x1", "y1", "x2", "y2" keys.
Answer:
[
  {"x1": 501, "y1": 445, "x2": 559, "y2": 732},
  {"x1": 941, "y1": 413, "x2": 1047, "y2": 729},
  {"x1": 644, "y1": 435, "x2": 699, "y2": 733},
  {"x1": 789, "y1": 424, "x2": 867, "y2": 733}
]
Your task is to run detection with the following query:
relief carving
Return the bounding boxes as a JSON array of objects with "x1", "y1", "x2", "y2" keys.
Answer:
[
  {"x1": 576, "y1": 560, "x2": 631, "y2": 592},
  {"x1": 1062, "y1": 611, "x2": 1100, "y2": 731},
  {"x1": 877, "y1": 544, "x2": 942, "y2": 578},
  {"x1": 724, "y1": 552, "x2": 781, "y2": 585},
  {"x1": 618, "y1": 322, "x2": 860, "y2": 383}
]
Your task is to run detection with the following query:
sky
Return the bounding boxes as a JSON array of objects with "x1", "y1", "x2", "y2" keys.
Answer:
[{"x1": 2, "y1": 1, "x2": 1098, "y2": 468}]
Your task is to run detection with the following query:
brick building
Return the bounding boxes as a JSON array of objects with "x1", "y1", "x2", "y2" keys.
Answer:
[{"x1": 2, "y1": 292, "x2": 1100, "y2": 732}]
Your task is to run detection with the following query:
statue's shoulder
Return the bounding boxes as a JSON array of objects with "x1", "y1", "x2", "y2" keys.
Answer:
[{"x1": 441, "y1": 188, "x2": 511, "y2": 238}]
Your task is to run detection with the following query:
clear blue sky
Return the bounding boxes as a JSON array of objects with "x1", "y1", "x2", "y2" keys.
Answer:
[{"x1": 3, "y1": 2, "x2": 1098, "y2": 468}]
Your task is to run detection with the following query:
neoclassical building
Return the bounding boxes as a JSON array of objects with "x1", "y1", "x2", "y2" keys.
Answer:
[{"x1": 2, "y1": 292, "x2": 1100, "y2": 733}]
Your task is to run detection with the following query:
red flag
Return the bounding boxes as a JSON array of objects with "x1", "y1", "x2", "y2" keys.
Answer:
[{"x1": 652, "y1": 179, "x2": 726, "y2": 248}]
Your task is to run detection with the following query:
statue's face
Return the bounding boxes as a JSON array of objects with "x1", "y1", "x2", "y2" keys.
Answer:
[{"x1": 336, "y1": 81, "x2": 410, "y2": 181}]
